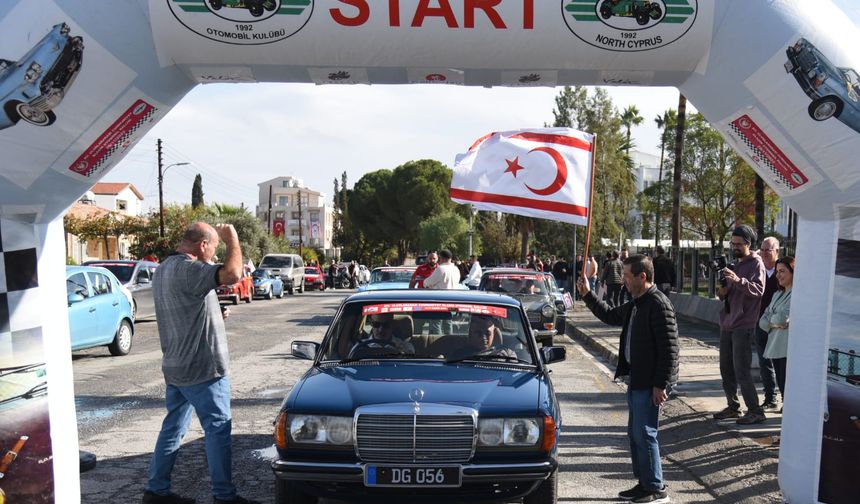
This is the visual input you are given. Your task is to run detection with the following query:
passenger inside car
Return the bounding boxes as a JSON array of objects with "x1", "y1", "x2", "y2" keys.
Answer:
[
  {"x1": 445, "y1": 315, "x2": 517, "y2": 360},
  {"x1": 348, "y1": 313, "x2": 415, "y2": 358}
]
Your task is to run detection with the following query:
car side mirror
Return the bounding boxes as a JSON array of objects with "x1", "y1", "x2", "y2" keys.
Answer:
[
  {"x1": 541, "y1": 346, "x2": 566, "y2": 365},
  {"x1": 137, "y1": 275, "x2": 151, "y2": 284},
  {"x1": 292, "y1": 341, "x2": 320, "y2": 360},
  {"x1": 67, "y1": 293, "x2": 85, "y2": 305}
]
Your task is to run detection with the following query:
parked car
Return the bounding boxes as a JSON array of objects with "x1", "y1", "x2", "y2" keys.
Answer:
[
  {"x1": 785, "y1": 37, "x2": 860, "y2": 135},
  {"x1": 208, "y1": 0, "x2": 277, "y2": 17},
  {"x1": 83, "y1": 260, "x2": 158, "y2": 320},
  {"x1": 478, "y1": 269, "x2": 560, "y2": 346},
  {"x1": 598, "y1": 0, "x2": 662, "y2": 25},
  {"x1": 358, "y1": 266, "x2": 417, "y2": 292},
  {"x1": 541, "y1": 273, "x2": 570, "y2": 336},
  {"x1": 303, "y1": 265, "x2": 325, "y2": 291},
  {"x1": 216, "y1": 273, "x2": 253, "y2": 305},
  {"x1": 259, "y1": 253, "x2": 305, "y2": 295},
  {"x1": 273, "y1": 289, "x2": 565, "y2": 504},
  {"x1": 252, "y1": 269, "x2": 284, "y2": 299},
  {"x1": 1, "y1": 23, "x2": 83, "y2": 130},
  {"x1": 66, "y1": 266, "x2": 134, "y2": 356}
]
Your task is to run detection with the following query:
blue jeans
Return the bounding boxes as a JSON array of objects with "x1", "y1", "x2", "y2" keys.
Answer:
[
  {"x1": 146, "y1": 376, "x2": 235, "y2": 500},
  {"x1": 755, "y1": 326, "x2": 777, "y2": 403},
  {"x1": 627, "y1": 388, "x2": 664, "y2": 491}
]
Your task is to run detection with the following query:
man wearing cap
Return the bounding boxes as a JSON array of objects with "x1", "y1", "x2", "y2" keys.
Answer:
[{"x1": 713, "y1": 225, "x2": 767, "y2": 425}]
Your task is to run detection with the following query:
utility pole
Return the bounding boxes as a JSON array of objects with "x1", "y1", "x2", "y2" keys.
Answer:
[
  {"x1": 298, "y1": 190, "x2": 304, "y2": 257},
  {"x1": 468, "y1": 206, "x2": 473, "y2": 256},
  {"x1": 267, "y1": 184, "x2": 273, "y2": 234},
  {"x1": 157, "y1": 138, "x2": 189, "y2": 238},
  {"x1": 157, "y1": 139, "x2": 164, "y2": 237}
]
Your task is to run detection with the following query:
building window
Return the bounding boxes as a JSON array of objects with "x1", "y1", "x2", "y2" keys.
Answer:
[
  {"x1": 275, "y1": 211, "x2": 285, "y2": 219},
  {"x1": 292, "y1": 212, "x2": 301, "y2": 220},
  {"x1": 278, "y1": 196, "x2": 288, "y2": 206},
  {"x1": 117, "y1": 200, "x2": 128, "y2": 211}
]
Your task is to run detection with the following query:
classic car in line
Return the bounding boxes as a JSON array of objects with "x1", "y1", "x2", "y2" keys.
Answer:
[
  {"x1": 357, "y1": 266, "x2": 417, "y2": 292},
  {"x1": 208, "y1": 0, "x2": 277, "y2": 17},
  {"x1": 478, "y1": 269, "x2": 562, "y2": 346},
  {"x1": 0, "y1": 23, "x2": 83, "y2": 130},
  {"x1": 216, "y1": 273, "x2": 253, "y2": 305},
  {"x1": 252, "y1": 269, "x2": 285, "y2": 299},
  {"x1": 304, "y1": 265, "x2": 326, "y2": 291},
  {"x1": 785, "y1": 38, "x2": 860, "y2": 135},
  {"x1": 598, "y1": 0, "x2": 663, "y2": 26},
  {"x1": 272, "y1": 290, "x2": 565, "y2": 504}
]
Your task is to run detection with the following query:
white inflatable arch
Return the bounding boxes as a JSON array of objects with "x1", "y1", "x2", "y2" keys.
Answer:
[{"x1": 1, "y1": 1, "x2": 858, "y2": 502}]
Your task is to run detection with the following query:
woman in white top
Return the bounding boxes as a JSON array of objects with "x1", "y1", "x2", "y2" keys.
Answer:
[{"x1": 758, "y1": 256, "x2": 794, "y2": 399}]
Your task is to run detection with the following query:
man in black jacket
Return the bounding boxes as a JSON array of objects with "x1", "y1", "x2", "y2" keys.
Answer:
[
  {"x1": 652, "y1": 246, "x2": 676, "y2": 296},
  {"x1": 576, "y1": 254, "x2": 679, "y2": 504}
]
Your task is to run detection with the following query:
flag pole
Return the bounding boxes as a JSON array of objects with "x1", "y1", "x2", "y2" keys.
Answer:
[{"x1": 582, "y1": 134, "x2": 597, "y2": 282}]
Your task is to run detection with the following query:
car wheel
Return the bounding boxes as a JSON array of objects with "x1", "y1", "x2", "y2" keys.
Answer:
[
  {"x1": 266, "y1": 287, "x2": 274, "y2": 300},
  {"x1": 275, "y1": 479, "x2": 317, "y2": 504},
  {"x1": 208, "y1": 0, "x2": 222, "y2": 9},
  {"x1": 298, "y1": 279, "x2": 305, "y2": 293},
  {"x1": 132, "y1": 301, "x2": 137, "y2": 320},
  {"x1": 264, "y1": 0, "x2": 277, "y2": 11},
  {"x1": 808, "y1": 96, "x2": 843, "y2": 121},
  {"x1": 277, "y1": 286, "x2": 284, "y2": 298},
  {"x1": 108, "y1": 320, "x2": 133, "y2": 356},
  {"x1": 599, "y1": 0, "x2": 612, "y2": 19},
  {"x1": 523, "y1": 468, "x2": 557, "y2": 504},
  {"x1": 248, "y1": 1, "x2": 264, "y2": 16},
  {"x1": 649, "y1": 3, "x2": 662, "y2": 19},
  {"x1": 288, "y1": 282, "x2": 295, "y2": 295},
  {"x1": 3, "y1": 100, "x2": 21, "y2": 125},
  {"x1": 635, "y1": 10, "x2": 649, "y2": 25},
  {"x1": 15, "y1": 102, "x2": 54, "y2": 127},
  {"x1": 244, "y1": 291, "x2": 252, "y2": 303},
  {"x1": 232, "y1": 294, "x2": 239, "y2": 305}
]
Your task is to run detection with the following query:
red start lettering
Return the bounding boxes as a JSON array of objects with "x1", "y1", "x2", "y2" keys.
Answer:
[{"x1": 329, "y1": 0, "x2": 534, "y2": 30}]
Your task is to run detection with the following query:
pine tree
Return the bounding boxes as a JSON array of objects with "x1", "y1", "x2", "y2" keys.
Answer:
[{"x1": 191, "y1": 174, "x2": 204, "y2": 209}]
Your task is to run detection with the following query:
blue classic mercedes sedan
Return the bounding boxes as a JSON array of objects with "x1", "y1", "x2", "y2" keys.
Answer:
[{"x1": 271, "y1": 290, "x2": 565, "y2": 504}]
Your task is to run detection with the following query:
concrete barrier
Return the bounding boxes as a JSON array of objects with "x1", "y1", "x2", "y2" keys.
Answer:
[{"x1": 669, "y1": 292, "x2": 722, "y2": 327}]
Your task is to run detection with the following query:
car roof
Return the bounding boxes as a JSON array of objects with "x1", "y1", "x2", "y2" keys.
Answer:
[
  {"x1": 482, "y1": 268, "x2": 542, "y2": 276},
  {"x1": 66, "y1": 265, "x2": 120, "y2": 277},
  {"x1": 372, "y1": 266, "x2": 416, "y2": 272},
  {"x1": 343, "y1": 289, "x2": 522, "y2": 307},
  {"x1": 83, "y1": 259, "x2": 157, "y2": 267}
]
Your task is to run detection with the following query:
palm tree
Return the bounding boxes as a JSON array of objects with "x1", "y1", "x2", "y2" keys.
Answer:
[
  {"x1": 654, "y1": 109, "x2": 675, "y2": 246},
  {"x1": 620, "y1": 105, "x2": 643, "y2": 157}
]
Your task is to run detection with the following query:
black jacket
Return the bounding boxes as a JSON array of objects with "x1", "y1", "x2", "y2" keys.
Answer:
[
  {"x1": 583, "y1": 285, "x2": 679, "y2": 390},
  {"x1": 653, "y1": 254, "x2": 676, "y2": 286}
]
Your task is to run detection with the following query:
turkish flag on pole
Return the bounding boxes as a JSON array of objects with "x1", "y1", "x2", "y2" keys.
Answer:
[
  {"x1": 273, "y1": 219, "x2": 285, "y2": 238},
  {"x1": 451, "y1": 128, "x2": 595, "y2": 226}
]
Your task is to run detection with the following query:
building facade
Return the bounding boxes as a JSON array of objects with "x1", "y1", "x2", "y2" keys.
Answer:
[
  {"x1": 255, "y1": 176, "x2": 335, "y2": 255},
  {"x1": 65, "y1": 183, "x2": 144, "y2": 263}
]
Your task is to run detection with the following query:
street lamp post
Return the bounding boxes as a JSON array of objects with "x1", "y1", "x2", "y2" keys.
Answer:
[{"x1": 158, "y1": 158, "x2": 189, "y2": 237}]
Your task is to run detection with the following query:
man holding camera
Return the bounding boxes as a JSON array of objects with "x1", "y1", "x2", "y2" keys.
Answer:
[{"x1": 713, "y1": 225, "x2": 767, "y2": 425}]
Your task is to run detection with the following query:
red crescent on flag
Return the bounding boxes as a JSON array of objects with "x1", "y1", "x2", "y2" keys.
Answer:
[{"x1": 525, "y1": 146, "x2": 568, "y2": 196}]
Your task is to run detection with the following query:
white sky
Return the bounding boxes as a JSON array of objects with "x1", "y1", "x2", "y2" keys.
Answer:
[{"x1": 105, "y1": 84, "x2": 689, "y2": 212}]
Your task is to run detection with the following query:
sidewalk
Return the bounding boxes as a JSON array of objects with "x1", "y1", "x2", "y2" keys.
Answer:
[{"x1": 563, "y1": 303, "x2": 783, "y2": 502}]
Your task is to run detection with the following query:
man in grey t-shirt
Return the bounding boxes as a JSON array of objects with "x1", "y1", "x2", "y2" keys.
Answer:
[{"x1": 143, "y1": 222, "x2": 259, "y2": 504}]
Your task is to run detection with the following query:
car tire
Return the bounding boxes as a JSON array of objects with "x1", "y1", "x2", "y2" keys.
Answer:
[
  {"x1": 264, "y1": 0, "x2": 277, "y2": 11},
  {"x1": 232, "y1": 294, "x2": 239, "y2": 305},
  {"x1": 808, "y1": 96, "x2": 843, "y2": 121},
  {"x1": 649, "y1": 3, "x2": 662, "y2": 19},
  {"x1": 108, "y1": 320, "x2": 133, "y2": 356},
  {"x1": 288, "y1": 281, "x2": 295, "y2": 295},
  {"x1": 244, "y1": 291, "x2": 252, "y2": 303},
  {"x1": 15, "y1": 102, "x2": 55, "y2": 127},
  {"x1": 209, "y1": 0, "x2": 222, "y2": 9},
  {"x1": 523, "y1": 468, "x2": 558, "y2": 504},
  {"x1": 298, "y1": 279, "x2": 305, "y2": 293},
  {"x1": 3, "y1": 100, "x2": 21, "y2": 125},
  {"x1": 265, "y1": 287, "x2": 274, "y2": 300},
  {"x1": 275, "y1": 479, "x2": 317, "y2": 504},
  {"x1": 248, "y1": 1, "x2": 264, "y2": 16},
  {"x1": 635, "y1": 10, "x2": 649, "y2": 25},
  {"x1": 599, "y1": 1, "x2": 612, "y2": 19},
  {"x1": 277, "y1": 286, "x2": 284, "y2": 298}
]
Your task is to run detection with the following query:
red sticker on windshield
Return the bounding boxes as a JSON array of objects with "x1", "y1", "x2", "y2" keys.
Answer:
[
  {"x1": 362, "y1": 303, "x2": 507, "y2": 318},
  {"x1": 488, "y1": 274, "x2": 538, "y2": 280}
]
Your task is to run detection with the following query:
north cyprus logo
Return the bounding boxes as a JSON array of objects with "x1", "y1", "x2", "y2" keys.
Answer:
[
  {"x1": 168, "y1": 0, "x2": 314, "y2": 45},
  {"x1": 562, "y1": 0, "x2": 697, "y2": 52}
]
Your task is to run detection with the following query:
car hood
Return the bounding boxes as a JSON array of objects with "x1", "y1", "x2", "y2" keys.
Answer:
[
  {"x1": 290, "y1": 363, "x2": 543, "y2": 417},
  {"x1": 511, "y1": 295, "x2": 552, "y2": 311}
]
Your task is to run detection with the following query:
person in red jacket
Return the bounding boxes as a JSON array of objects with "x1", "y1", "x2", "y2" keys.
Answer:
[{"x1": 409, "y1": 252, "x2": 438, "y2": 289}]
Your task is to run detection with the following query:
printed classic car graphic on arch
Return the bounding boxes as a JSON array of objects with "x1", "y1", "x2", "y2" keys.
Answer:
[
  {"x1": 207, "y1": 0, "x2": 278, "y2": 19},
  {"x1": 0, "y1": 23, "x2": 83, "y2": 130},
  {"x1": 785, "y1": 38, "x2": 860, "y2": 136},
  {"x1": 598, "y1": 0, "x2": 664, "y2": 26}
]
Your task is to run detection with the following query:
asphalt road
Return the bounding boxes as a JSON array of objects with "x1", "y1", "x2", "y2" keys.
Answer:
[{"x1": 74, "y1": 289, "x2": 729, "y2": 503}]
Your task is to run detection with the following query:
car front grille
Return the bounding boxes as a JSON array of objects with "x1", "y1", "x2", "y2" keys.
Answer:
[
  {"x1": 527, "y1": 311, "x2": 541, "y2": 324},
  {"x1": 356, "y1": 414, "x2": 475, "y2": 463},
  {"x1": 796, "y1": 50, "x2": 818, "y2": 72}
]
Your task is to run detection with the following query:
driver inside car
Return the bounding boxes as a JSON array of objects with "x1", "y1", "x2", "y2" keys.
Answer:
[
  {"x1": 350, "y1": 313, "x2": 415, "y2": 355},
  {"x1": 447, "y1": 315, "x2": 516, "y2": 360}
]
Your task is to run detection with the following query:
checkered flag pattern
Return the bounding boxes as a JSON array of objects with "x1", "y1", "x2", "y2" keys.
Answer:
[
  {"x1": 728, "y1": 122, "x2": 794, "y2": 191},
  {"x1": 79, "y1": 106, "x2": 158, "y2": 178},
  {"x1": 0, "y1": 219, "x2": 43, "y2": 368}
]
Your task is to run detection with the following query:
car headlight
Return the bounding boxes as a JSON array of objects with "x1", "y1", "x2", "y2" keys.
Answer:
[
  {"x1": 24, "y1": 62, "x2": 42, "y2": 83},
  {"x1": 477, "y1": 418, "x2": 540, "y2": 446},
  {"x1": 541, "y1": 304, "x2": 555, "y2": 319},
  {"x1": 288, "y1": 415, "x2": 353, "y2": 445}
]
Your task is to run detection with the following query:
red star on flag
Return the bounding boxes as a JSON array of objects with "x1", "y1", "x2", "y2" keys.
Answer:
[{"x1": 505, "y1": 157, "x2": 525, "y2": 178}]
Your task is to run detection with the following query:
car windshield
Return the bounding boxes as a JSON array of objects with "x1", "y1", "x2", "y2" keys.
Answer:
[
  {"x1": 305, "y1": 267, "x2": 319, "y2": 275},
  {"x1": 260, "y1": 257, "x2": 291, "y2": 268},
  {"x1": 370, "y1": 269, "x2": 414, "y2": 283},
  {"x1": 318, "y1": 301, "x2": 535, "y2": 365},
  {"x1": 482, "y1": 274, "x2": 546, "y2": 295},
  {"x1": 89, "y1": 263, "x2": 134, "y2": 283},
  {"x1": 251, "y1": 270, "x2": 269, "y2": 279}
]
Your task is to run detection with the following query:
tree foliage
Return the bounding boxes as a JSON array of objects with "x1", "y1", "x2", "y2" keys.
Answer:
[
  {"x1": 192, "y1": 174, "x2": 204, "y2": 209},
  {"x1": 417, "y1": 211, "x2": 469, "y2": 256}
]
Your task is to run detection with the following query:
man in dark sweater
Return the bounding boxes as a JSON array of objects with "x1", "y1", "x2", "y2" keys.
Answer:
[
  {"x1": 756, "y1": 237, "x2": 781, "y2": 409},
  {"x1": 601, "y1": 250, "x2": 624, "y2": 307},
  {"x1": 652, "y1": 246, "x2": 676, "y2": 296},
  {"x1": 577, "y1": 254, "x2": 679, "y2": 504}
]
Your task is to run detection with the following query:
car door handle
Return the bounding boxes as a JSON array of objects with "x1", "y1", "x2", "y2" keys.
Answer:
[
  {"x1": 89, "y1": 307, "x2": 96, "y2": 313},
  {"x1": 112, "y1": 301, "x2": 119, "y2": 306}
]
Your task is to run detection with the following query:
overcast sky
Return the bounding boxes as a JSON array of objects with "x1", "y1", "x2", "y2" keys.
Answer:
[
  {"x1": 105, "y1": 84, "x2": 688, "y2": 212},
  {"x1": 104, "y1": 0, "x2": 859, "y2": 213}
]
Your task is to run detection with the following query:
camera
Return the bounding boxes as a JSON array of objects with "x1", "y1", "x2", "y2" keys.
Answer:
[{"x1": 707, "y1": 256, "x2": 735, "y2": 287}]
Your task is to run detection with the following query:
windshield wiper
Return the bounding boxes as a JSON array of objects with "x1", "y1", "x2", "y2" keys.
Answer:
[
  {"x1": 0, "y1": 381, "x2": 47, "y2": 407},
  {"x1": 446, "y1": 354, "x2": 531, "y2": 365}
]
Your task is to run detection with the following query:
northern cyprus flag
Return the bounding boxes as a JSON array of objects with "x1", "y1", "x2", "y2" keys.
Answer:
[{"x1": 451, "y1": 128, "x2": 595, "y2": 226}]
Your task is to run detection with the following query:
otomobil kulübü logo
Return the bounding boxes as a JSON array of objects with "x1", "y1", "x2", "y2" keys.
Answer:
[
  {"x1": 562, "y1": 0, "x2": 697, "y2": 52},
  {"x1": 168, "y1": 0, "x2": 313, "y2": 45}
]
